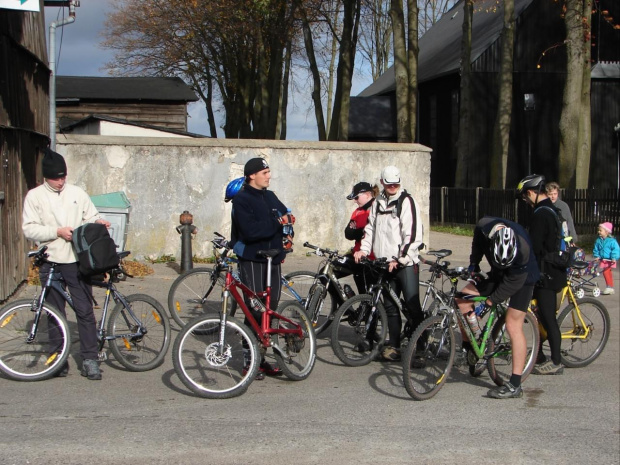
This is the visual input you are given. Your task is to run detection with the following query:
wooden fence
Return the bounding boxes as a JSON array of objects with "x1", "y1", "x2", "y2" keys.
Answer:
[{"x1": 430, "y1": 187, "x2": 620, "y2": 236}]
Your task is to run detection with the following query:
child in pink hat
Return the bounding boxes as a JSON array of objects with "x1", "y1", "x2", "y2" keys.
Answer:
[{"x1": 593, "y1": 222, "x2": 620, "y2": 295}]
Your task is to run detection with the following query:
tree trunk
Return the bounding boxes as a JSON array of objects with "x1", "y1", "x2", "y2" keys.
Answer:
[
  {"x1": 407, "y1": 0, "x2": 419, "y2": 143},
  {"x1": 454, "y1": 0, "x2": 473, "y2": 187},
  {"x1": 329, "y1": 0, "x2": 360, "y2": 141},
  {"x1": 390, "y1": 0, "x2": 411, "y2": 142},
  {"x1": 301, "y1": 8, "x2": 327, "y2": 141},
  {"x1": 490, "y1": 0, "x2": 515, "y2": 189},
  {"x1": 559, "y1": 0, "x2": 592, "y2": 188}
]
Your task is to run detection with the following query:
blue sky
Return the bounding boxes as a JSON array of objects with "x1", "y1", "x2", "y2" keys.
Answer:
[{"x1": 44, "y1": 0, "x2": 374, "y2": 140}]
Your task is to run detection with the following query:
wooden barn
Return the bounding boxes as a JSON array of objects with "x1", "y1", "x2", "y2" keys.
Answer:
[
  {"x1": 351, "y1": 0, "x2": 620, "y2": 189},
  {"x1": 56, "y1": 76, "x2": 200, "y2": 135},
  {"x1": 0, "y1": 2, "x2": 49, "y2": 301}
]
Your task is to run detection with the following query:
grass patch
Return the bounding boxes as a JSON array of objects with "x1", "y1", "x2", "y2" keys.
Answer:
[
  {"x1": 147, "y1": 254, "x2": 176, "y2": 264},
  {"x1": 431, "y1": 224, "x2": 475, "y2": 237}
]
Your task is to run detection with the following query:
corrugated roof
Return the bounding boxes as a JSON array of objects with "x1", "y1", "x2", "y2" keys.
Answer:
[
  {"x1": 56, "y1": 76, "x2": 199, "y2": 102},
  {"x1": 359, "y1": 0, "x2": 534, "y2": 96}
]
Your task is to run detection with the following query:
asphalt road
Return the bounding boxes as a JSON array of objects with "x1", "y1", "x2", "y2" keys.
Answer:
[{"x1": 1, "y1": 232, "x2": 618, "y2": 465}]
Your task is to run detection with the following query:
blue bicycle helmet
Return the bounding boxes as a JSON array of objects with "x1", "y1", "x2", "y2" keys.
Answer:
[{"x1": 225, "y1": 177, "x2": 245, "y2": 202}]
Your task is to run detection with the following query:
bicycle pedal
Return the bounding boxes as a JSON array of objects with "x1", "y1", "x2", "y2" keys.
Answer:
[{"x1": 98, "y1": 351, "x2": 108, "y2": 362}]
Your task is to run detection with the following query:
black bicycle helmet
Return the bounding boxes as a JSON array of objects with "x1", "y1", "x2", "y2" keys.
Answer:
[
  {"x1": 491, "y1": 226, "x2": 518, "y2": 269},
  {"x1": 225, "y1": 177, "x2": 244, "y2": 202},
  {"x1": 515, "y1": 174, "x2": 545, "y2": 199}
]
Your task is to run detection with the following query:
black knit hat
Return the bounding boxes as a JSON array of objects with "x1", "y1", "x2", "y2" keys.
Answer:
[
  {"x1": 244, "y1": 157, "x2": 269, "y2": 177},
  {"x1": 42, "y1": 148, "x2": 67, "y2": 179}
]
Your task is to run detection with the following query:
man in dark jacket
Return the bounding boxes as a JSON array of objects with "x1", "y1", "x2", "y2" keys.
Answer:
[
  {"x1": 459, "y1": 216, "x2": 540, "y2": 399},
  {"x1": 517, "y1": 174, "x2": 565, "y2": 375},
  {"x1": 231, "y1": 157, "x2": 295, "y2": 378}
]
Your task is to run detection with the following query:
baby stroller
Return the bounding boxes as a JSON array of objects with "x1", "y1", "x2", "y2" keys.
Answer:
[{"x1": 568, "y1": 250, "x2": 602, "y2": 298}]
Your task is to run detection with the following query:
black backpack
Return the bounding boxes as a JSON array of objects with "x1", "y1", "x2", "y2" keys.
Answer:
[{"x1": 72, "y1": 223, "x2": 119, "y2": 276}]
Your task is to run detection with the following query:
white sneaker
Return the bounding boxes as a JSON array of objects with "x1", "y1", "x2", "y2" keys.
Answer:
[{"x1": 602, "y1": 287, "x2": 615, "y2": 295}]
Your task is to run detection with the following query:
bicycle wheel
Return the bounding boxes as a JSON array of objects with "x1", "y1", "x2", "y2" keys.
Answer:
[
  {"x1": 167, "y1": 267, "x2": 236, "y2": 327},
  {"x1": 487, "y1": 311, "x2": 540, "y2": 387},
  {"x1": 173, "y1": 316, "x2": 259, "y2": 399},
  {"x1": 330, "y1": 294, "x2": 388, "y2": 367},
  {"x1": 0, "y1": 299, "x2": 71, "y2": 381},
  {"x1": 306, "y1": 283, "x2": 338, "y2": 336},
  {"x1": 272, "y1": 301, "x2": 316, "y2": 380},
  {"x1": 281, "y1": 271, "x2": 317, "y2": 306},
  {"x1": 557, "y1": 298, "x2": 610, "y2": 368},
  {"x1": 402, "y1": 315, "x2": 455, "y2": 401},
  {"x1": 107, "y1": 294, "x2": 171, "y2": 371}
]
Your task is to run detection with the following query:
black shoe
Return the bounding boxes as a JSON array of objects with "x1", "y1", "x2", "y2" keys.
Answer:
[
  {"x1": 80, "y1": 359, "x2": 102, "y2": 380},
  {"x1": 487, "y1": 382, "x2": 523, "y2": 399}
]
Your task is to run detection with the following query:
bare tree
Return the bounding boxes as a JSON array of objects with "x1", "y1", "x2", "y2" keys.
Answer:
[
  {"x1": 102, "y1": 0, "x2": 297, "y2": 139},
  {"x1": 489, "y1": 0, "x2": 515, "y2": 188},
  {"x1": 454, "y1": 0, "x2": 473, "y2": 187},
  {"x1": 558, "y1": 0, "x2": 592, "y2": 188}
]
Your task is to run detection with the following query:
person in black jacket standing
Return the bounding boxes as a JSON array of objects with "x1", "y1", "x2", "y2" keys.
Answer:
[
  {"x1": 231, "y1": 157, "x2": 295, "y2": 379},
  {"x1": 516, "y1": 174, "x2": 565, "y2": 375}
]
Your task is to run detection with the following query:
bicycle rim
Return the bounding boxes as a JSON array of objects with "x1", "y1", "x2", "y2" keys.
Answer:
[
  {"x1": 487, "y1": 311, "x2": 540, "y2": 386},
  {"x1": 272, "y1": 302, "x2": 316, "y2": 380},
  {"x1": 107, "y1": 294, "x2": 171, "y2": 371},
  {"x1": 330, "y1": 294, "x2": 388, "y2": 367},
  {"x1": 281, "y1": 271, "x2": 317, "y2": 307},
  {"x1": 558, "y1": 298, "x2": 610, "y2": 368},
  {"x1": 167, "y1": 268, "x2": 235, "y2": 327},
  {"x1": 0, "y1": 300, "x2": 71, "y2": 381},
  {"x1": 172, "y1": 317, "x2": 259, "y2": 399},
  {"x1": 402, "y1": 315, "x2": 455, "y2": 401}
]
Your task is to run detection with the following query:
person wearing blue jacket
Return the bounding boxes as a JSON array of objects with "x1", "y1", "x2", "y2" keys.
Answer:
[
  {"x1": 593, "y1": 222, "x2": 620, "y2": 295},
  {"x1": 230, "y1": 157, "x2": 295, "y2": 379}
]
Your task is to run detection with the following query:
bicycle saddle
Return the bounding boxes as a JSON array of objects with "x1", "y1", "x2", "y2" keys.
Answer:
[
  {"x1": 427, "y1": 249, "x2": 452, "y2": 258},
  {"x1": 257, "y1": 249, "x2": 280, "y2": 259}
]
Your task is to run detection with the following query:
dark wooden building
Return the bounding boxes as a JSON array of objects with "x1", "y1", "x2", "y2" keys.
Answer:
[
  {"x1": 56, "y1": 76, "x2": 199, "y2": 134},
  {"x1": 351, "y1": 0, "x2": 620, "y2": 189},
  {"x1": 0, "y1": 2, "x2": 50, "y2": 301}
]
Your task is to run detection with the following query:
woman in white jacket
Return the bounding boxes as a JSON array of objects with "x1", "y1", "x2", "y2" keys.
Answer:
[{"x1": 354, "y1": 166, "x2": 424, "y2": 361}]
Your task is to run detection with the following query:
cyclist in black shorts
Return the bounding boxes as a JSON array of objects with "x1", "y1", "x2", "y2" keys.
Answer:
[{"x1": 457, "y1": 216, "x2": 540, "y2": 399}]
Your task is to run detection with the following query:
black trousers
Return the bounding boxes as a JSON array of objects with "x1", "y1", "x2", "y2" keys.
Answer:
[
  {"x1": 534, "y1": 286, "x2": 562, "y2": 365},
  {"x1": 383, "y1": 264, "x2": 423, "y2": 349},
  {"x1": 238, "y1": 259, "x2": 282, "y2": 327},
  {"x1": 40, "y1": 262, "x2": 98, "y2": 361}
]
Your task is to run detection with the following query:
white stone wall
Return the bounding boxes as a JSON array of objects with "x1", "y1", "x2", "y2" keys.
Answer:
[{"x1": 58, "y1": 135, "x2": 432, "y2": 260}]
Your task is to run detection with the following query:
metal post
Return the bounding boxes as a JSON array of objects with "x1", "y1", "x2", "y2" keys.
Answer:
[
  {"x1": 49, "y1": 1, "x2": 79, "y2": 150},
  {"x1": 176, "y1": 211, "x2": 197, "y2": 273}
]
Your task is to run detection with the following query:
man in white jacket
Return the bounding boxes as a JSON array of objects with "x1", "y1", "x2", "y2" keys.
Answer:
[
  {"x1": 22, "y1": 148, "x2": 110, "y2": 380},
  {"x1": 354, "y1": 166, "x2": 424, "y2": 361}
]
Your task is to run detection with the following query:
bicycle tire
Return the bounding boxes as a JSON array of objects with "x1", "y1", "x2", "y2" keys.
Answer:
[
  {"x1": 173, "y1": 316, "x2": 260, "y2": 399},
  {"x1": 167, "y1": 267, "x2": 236, "y2": 327},
  {"x1": 0, "y1": 299, "x2": 71, "y2": 381},
  {"x1": 272, "y1": 301, "x2": 316, "y2": 381},
  {"x1": 330, "y1": 294, "x2": 388, "y2": 367},
  {"x1": 306, "y1": 283, "x2": 337, "y2": 336},
  {"x1": 487, "y1": 311, "x2": 540, "y2": 387},
  {"x1": 281, "y1": 271, "x2": 317, "y2": 307},
  {"x1": 107, "y1": 294, "x2": 171, "y2": 371},
  {"x1": 557, "y1": 298, "x2": 610, "y2": 368},
  {"x1": 402, "y1": 315, "x2": 455, "y2": 401}
]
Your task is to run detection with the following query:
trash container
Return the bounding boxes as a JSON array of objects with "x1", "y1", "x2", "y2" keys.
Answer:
[{"x1": 90, "y1": 191, "x2": 131, "y2": 252}]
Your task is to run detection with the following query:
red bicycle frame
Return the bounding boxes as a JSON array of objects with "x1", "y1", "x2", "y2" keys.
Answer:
[{"x1": 222, "y1": 264, "x2": 303, "y2": 347}]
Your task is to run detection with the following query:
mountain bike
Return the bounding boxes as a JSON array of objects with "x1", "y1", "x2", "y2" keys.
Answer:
[
  {"x1": 302, "y1": 242, "x2": 363, "y2": 335},
  {"x1": 0, "y1": 246, "x2": 171, "y2": 381},
  {"x1": 172, "y1": 248, "x2": 316, "y2": 399},
  {"x1": 167, "y1": 233, "x2": 315, "y2": 327},
  {"x1": 534, "y1": 260, "x2": 610, "y2": 368},
  {"x1": 401, "y1": 265, "x2": 540, "y2": 401}
]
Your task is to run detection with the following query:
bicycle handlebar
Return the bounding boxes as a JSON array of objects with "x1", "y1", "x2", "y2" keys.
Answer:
[{"x1": 303, "y1": 242, "x2": 340, "y2": 257}]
